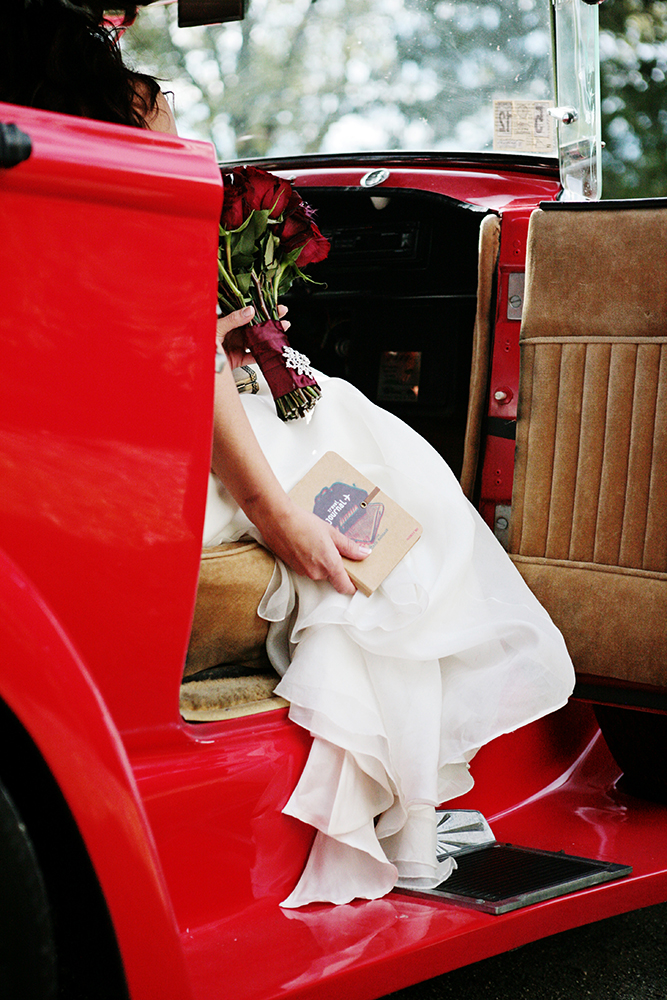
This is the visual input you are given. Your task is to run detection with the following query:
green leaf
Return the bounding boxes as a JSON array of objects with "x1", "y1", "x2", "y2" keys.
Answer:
[
  {"x1": 248, "y1": 208, "x2": 271, "y2": 243},
  {"x1": 236, "y1": 272, "x2": 253, "y2": 295},
  {"x1": 231, "y1": 251, "x2": 255, "y2": 272},
  {"x1": 263, "y1": 233, "x2": 278, "y2": 268},
  {"x1": 236, "y1": 226, "x2": 260, "y2": 259},
  {"x1": 219, "y1": 214, "x2": 253, "y2": 239}
]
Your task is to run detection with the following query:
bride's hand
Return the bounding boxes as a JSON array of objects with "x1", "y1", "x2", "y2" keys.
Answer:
[
  {"x1": 217, "y1": 304, "x2": 290, "y2": 369},
  {"x1": 217, "y1": 307, "x2": 254, "y2": 368},
  {"x1": 253, "y1": 499, "x2": 370, "y2": 596}
]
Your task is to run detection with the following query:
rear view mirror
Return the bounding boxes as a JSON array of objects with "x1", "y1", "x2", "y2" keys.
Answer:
[{"x1": 177, "y1": 0, "x2": 246, "y2": 26}]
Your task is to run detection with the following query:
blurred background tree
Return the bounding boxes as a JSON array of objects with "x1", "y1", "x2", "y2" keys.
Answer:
[
  {"x1": 122, "y1": 0, "x2": 666, "y2": 198},
  {"x1": 599, "y1": 0, "x2": 667, "y2": 198},
  {"x1": 122, "y1": 0, "x2": 554, "y2": 159}
]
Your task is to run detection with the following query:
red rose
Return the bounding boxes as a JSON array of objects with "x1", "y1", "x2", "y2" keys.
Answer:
[
  {"x1": 275, "y1": 208, "x2": 310, "y2": 251},
  {"x1": 296, "y1": 218, "x2": 330, "y2": 266},
  {"x1": 281, "y1": 189, "x2": 303, "y2": 220},
  {"x1": 239, "y1": 166, "x2": 293, "y2": 219},
  {"x1": 276, "y1": 201, "x2": 330, "y2": 265},
  {"x1": 221, "y1": 171, "x2": 250, "y2": 231}
]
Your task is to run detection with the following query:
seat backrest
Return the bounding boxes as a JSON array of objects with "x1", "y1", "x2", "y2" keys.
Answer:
[{"x1": 509, "y1": 200, "x2": 667, "y2": 692}]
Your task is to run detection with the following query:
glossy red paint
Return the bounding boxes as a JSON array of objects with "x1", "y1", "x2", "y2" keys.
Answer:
[
  {"x1": 272, "y1": 161, "x2": 561, "y2": 212},
  {"x1": 0, "y1": 548, "x2": 193, "y2": 1000},
  {"x1": 172, "y1": 703, "x2": 667, "y2": 1000},
  {"x1": 2, "y1": 102, "x2": 666, "y2": 1000},
  {"x1": 475, "y1": 208, "x2": 533, "y2": 527},
  {"x1": 487, "y1": 209, "x2": 532, "y2": 424},
  {"x1": 0, "y1": 103, "x2": 220, "y2": 997},
  {"x1": 0, "y1": 103, "x2": 221, "y2": 733}
]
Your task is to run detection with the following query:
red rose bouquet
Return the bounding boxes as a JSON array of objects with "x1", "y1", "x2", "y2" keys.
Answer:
[{"x1": 217, "y1": 166, "x2": 331, "y2": 420}]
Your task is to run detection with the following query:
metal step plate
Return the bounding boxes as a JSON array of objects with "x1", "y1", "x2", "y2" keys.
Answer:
[{"x1": 400, "y1": 842, "x2": 632, "y2": 915}]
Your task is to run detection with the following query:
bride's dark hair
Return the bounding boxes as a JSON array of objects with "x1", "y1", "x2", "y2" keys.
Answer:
[{"x1": 0, "y1": 0, "x2": 160, "y2": 127}]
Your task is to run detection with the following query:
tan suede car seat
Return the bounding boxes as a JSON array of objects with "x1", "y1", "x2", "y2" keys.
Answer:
[
  {"x1": 509, "y1": 201, "x2": 667, "y2": 699},
  {"x1": 181, "y1": 540, "x2": 286, "y2": 721}
]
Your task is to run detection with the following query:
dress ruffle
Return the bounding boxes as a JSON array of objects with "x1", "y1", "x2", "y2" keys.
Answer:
[{"x1": 204, "y1": 369, "x2": 575, "y2": 908}]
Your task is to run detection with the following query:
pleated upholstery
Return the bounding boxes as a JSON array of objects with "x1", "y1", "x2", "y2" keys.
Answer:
[{"x1": 510, "y1": 206, "x2": 667, "y2": 688}]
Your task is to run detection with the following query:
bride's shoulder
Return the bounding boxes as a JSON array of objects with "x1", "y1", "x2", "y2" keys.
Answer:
[{"x1": 133, "y1": 84, "x2": 178, "y2": 135}]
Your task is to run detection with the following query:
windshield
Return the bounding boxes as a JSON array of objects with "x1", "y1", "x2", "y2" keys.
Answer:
[{"x1": 124, "y1": 0, "x2": 557, "y2": 160}]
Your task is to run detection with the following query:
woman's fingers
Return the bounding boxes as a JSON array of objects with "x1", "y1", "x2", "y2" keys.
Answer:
[
  {"x1": 256, "y1": 504, "x2": 370, "y2": 595},
  {"x1": 323, "y1": 529, "x2": 371, "y2": 594},
  {"x1": 217, "y1": 307, "x2": 254, "y2": 342},
  {"x1": 217, "y1": 305, "x2": 289, "y2": 366},
  {"x1": 329, "y1": 528, "x2": 372, "y2": 562},
  {"x1": 217, "y1": 304, "x2": 288, "y2": 341},
  {"x1": 216, "y1": 309, "x2": 254, "y2": 368},
  {"x1": 276, "y1": 304, "x2": 290, "y2": 331}
]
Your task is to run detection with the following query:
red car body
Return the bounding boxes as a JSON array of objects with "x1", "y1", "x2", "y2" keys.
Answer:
[{"x1": 1, "y1": 101, "x2": 666, "y2": 1000}]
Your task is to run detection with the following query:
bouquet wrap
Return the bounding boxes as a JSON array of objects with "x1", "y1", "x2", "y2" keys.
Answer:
[{"x1": 244, "y1": 319, "x2": 321, "y2": 420}]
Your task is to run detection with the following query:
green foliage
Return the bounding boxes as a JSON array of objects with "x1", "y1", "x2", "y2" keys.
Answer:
[
  {"x1": 599, "y1": 0, "x2": 667, "y2": 198},
  {"x1": 122, "y1": 0, "x2": 666, "y2": 198},
  {"x1": 122, "y1": 0, "x2": 553, "y2": 159}
]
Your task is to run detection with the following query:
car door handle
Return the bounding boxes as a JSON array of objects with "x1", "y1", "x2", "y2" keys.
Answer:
[{"x1": 0, "y1": 123, "x2": 32, "y2": 169}]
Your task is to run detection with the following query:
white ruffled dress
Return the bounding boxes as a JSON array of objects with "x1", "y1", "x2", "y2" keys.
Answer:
[{"x1": 203, "y1": 369, "x2": 575, "y2": 909}]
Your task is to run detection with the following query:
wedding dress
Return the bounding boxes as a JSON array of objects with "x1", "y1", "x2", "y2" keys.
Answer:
[{"x1": 203, "y1": 368, "x2": 575, "y2": 908}]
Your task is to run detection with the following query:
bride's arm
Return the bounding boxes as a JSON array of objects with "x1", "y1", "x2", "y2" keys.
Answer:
[
  {"x1": 140, "y1": 93, "x2": 366, "y2": 591},
  {"x1": 211, "y1": 312, "x2": 370, "y2": 595}
]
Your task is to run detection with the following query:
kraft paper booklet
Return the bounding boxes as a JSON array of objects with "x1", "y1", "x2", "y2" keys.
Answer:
[{"x1": 289, "y1": 451, "x2": 422, "y2": 596}]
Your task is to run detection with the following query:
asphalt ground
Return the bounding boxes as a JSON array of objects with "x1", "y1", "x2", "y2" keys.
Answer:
[{"x1": 387, "y1": 901, "x2": 667, "y2": 1000}]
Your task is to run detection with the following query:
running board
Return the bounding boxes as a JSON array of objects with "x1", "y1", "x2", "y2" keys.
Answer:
[{"x1": 400, "y1": 842, "x2": 632, "y2": 915}]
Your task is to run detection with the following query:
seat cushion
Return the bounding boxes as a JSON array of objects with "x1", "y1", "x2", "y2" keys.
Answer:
[
  {"x1": 184, "y1": 540, "x2": 276, "y2": 678},
  {"x1": 511, "y1": 555, "x2": 667, "y2": 688}
]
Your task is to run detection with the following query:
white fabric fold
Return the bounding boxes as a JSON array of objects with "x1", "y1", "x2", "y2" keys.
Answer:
[{"x1": 203, "y1": 367, "x2": 576, "y2": 908}]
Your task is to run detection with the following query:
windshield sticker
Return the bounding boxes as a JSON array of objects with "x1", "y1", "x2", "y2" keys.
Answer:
[{"x1": 493, "y1": 101, "x2": 555, "y2": 155}]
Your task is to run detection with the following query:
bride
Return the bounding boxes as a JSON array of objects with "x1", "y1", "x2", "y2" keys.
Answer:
[
  {"x1": 205, "y1": 305, "x2": 575, "y2": 909},
  {"x1": 8, "y1": 1, "x2": 572, "y2": 906}
]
